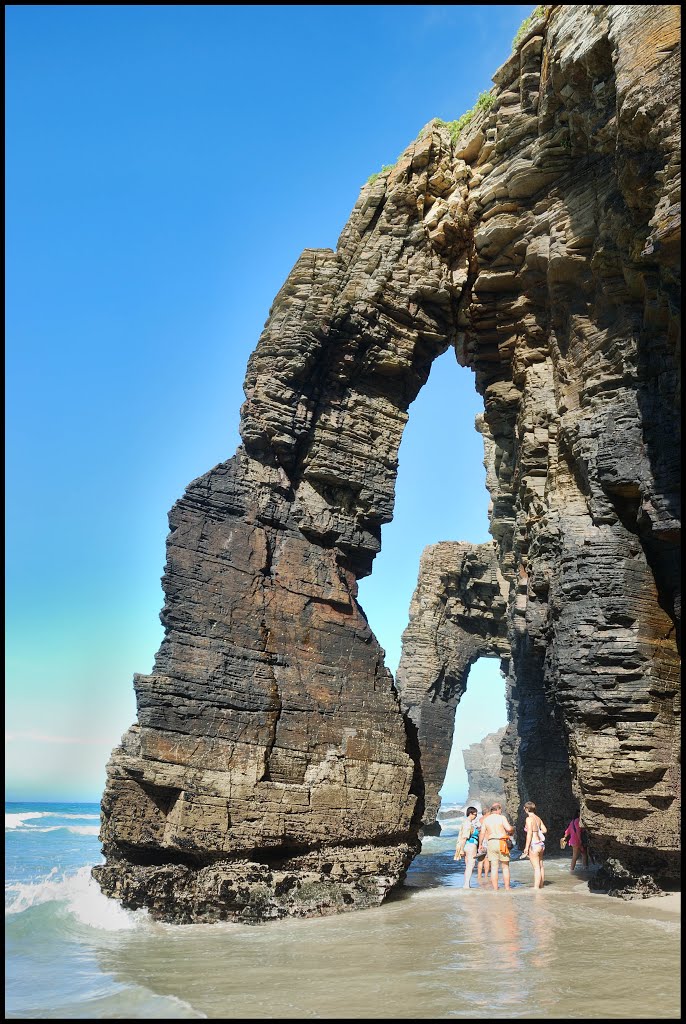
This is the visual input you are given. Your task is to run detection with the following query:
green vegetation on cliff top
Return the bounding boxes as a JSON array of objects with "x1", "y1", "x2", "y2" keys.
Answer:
[
  {"x1": 365, "y1": 90, "x2": 495, "y2": 185},
  {"x1": 365, "y1": 7, "x2": 545, "y2": 186},
  {"x1": 512, "y1": 6, "x2": 545, "y2": 51},
  {"x1": 434, "y1": 89, "x2": 495, "y2": 146},
  {"x1": 366, "y1": 164, "x2": 395, "y2": 185}
]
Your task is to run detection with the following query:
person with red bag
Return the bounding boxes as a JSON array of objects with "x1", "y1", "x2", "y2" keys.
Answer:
[{"x1": 480, "y1": 802, "x2": 515, "y2": 891}]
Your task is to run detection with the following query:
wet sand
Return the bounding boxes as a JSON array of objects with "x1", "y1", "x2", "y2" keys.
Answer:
[
  {"x1": 82, "y1": 847, "x2": 681, "y2": 1019},
  {"x1": 6, "y1": 814, "x2": 680, "y2": 1019}
]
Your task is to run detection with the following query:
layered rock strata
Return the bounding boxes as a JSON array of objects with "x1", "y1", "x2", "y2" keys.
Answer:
[
  {"x1": 463, "y1": 728, "x2": 508, "y2": 810},
  {"x1": 95, "y1": 4, "x2": 681, "y2": 921},
  {"x1": 395, "y1": 542, "x2": 510, "y2": 827}
]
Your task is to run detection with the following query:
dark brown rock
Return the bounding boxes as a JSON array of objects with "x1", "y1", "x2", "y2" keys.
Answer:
[{"x1": 95, "y1": 5, "x2": 681, "y2": 921}]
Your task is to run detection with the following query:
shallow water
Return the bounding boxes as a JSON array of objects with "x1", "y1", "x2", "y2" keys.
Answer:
[{"x1": 5, "y1": 803, "x2": 681, "y2": 1019}]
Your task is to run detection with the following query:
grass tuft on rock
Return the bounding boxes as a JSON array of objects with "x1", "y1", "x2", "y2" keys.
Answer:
[
  {"x1": 366, "y1": 87, "x2": 497, "y2": 184},
  {"x1": 435, "y1": 90, "x2": 496, "y2": 145},
  {"x1": 512, "y1": 6, "x2": 545, "y2": 52},
  {"x1": 366, "y1": 163, "x2": 395, "y2": 185}
]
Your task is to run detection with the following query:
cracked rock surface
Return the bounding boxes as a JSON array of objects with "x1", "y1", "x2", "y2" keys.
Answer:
[{"x1": 95, "y1": 5, "x2": 681, "y2": 920}]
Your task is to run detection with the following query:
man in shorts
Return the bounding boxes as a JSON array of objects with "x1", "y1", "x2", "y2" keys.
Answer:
[{"x1": 481, "y1": 802, "x2": 515, "y2": 891}]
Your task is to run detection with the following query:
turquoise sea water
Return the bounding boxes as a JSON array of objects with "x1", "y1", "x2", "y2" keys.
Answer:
[
  {"x1": 5, "y1": 801, "x2": 681, "y2": 1019},
  {"x1": 6, "y1": 801, "x2": 204, "y2": 1018}
]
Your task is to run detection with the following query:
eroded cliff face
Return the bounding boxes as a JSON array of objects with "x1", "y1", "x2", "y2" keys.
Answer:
[
  {"x1": 464, "y1": 728, "x2": 508, "y2": 810},
  {"x1": 395, "y1": 541, "x2": 510, "y2": 828},
  {"x1": 94, "y1": 5, "x2": 681, "y2": 921},
  {"x1": 396, "y1": 536, "x2": 577, "y2": 842}
]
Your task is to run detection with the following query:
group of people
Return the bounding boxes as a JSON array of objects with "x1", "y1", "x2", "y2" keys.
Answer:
[{"x1": 454, "y1": 802, "x2": 588, "y2": 890}]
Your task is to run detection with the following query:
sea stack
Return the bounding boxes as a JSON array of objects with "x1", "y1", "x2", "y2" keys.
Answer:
[
  {"x1": 463, "y1": 729, "x2": 508, "y2": 811},
  {"x1": 94, "y1": 5, "x2": 681, "y2": 922}
]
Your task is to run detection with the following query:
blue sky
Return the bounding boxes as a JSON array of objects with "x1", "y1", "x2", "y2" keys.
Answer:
[{"x1": 6, "y1": 4, "x2": 532, "y2": 803}]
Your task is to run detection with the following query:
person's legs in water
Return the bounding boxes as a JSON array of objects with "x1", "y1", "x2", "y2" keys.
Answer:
[
  {"x1": 463, "y1": 846, "x2": 476, "y2": 889},
  {"x1": 530, "y1": 849, "x2": 543, "y2": 888},
  {"x1": 570, "y1": 844, "x2": 579, "y2": 872},
  {"x1": 488, "y1": 842, "x2": 500, "y2": 890},
  {"x1": 502, "y1": 859, "x2": 511, "y2": 890}
]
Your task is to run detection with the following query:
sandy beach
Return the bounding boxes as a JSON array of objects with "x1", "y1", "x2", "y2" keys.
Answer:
[
  {"x1": 7, "y1": 804, "x2": 681, "y2": 1019},
  {"x1": 504, "y1": 853, "x2": 681, "y2": 915}
]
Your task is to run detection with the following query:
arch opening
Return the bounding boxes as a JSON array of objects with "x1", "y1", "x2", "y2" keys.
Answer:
[
  {"x1": 356, "y1": 348, "x2": 490, "y2": 678},
  {"x1": 439, "y1": 657, "x2": 508, "y2": 814}
]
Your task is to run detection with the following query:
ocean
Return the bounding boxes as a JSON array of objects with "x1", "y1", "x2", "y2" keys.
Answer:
[{"x1": 5, "y1": 801, "x2": 681, "y2": 1019}]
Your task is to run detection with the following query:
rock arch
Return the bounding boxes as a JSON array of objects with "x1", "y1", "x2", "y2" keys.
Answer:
[
  {"x1": 395, "y1": 541, "x2": 512, "y2": 829},
  {"x1": 395, "y1": 537, "x2": 578, "y2": 845},
  {"x1": 94, "y1": 5, "x2": 681, "y2": 922}
]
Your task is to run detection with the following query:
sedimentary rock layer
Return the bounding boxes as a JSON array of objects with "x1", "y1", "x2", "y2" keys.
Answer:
[
  {"x1": 464, "y1": 728, "x2": 508, "y2": 810},
  {"x1": 95, "y1": 4, "x2": 681, "y2": 921},
  {"x1": 396, "y1": 541, "x2": 510, "y2": 827}
]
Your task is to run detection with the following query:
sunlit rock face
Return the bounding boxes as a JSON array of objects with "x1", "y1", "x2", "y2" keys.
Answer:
[
  {"x1": 395, "y1": 541, "x2": 511, "y2": 829},
  {"x1": 464, "y1": 728, "x2": 508, "y2": 810},
  {"x1": 94, "y1": 5, "x2": 681, "y2": 921}
]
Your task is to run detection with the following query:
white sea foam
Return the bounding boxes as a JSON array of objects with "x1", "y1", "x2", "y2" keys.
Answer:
[
  {"x1": 45, "y1": 812, "x2": 100, "y2": 820},
  {"x1": 6, "y1": 816, "x2": 101, "y2": 836},
  {"x1": 17, "y1": 824, "x2": 102, "y2": 836},
  {"x1": 6, "y1": 811, "x2": 100, "y2": 830},
  {"x1": 419, "y1": 835, "x2": 443, "y2": 847},
  {"x1": 5, "y1": 865, "x2": 146, "y2": 931},
  {"x1": 5, "y1": 811, "x2": 47, "y2": 829}
]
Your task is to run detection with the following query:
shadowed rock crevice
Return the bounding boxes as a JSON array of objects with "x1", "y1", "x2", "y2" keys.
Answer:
[{"x1": 95, "y1": 5, "x2": 681, "y2": 920}]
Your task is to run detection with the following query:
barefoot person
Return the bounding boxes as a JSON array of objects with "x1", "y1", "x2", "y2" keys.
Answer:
[
  {"x1": 522, "y1": 801, "x2": 547, "y2": 889},
  {"x1": 477, "y1": 808, "x2": 491, "y2": 884},
  {"x1": 563, "y1": 811, "x2": 588, "y2": 871},
  {"x1": 481, "y1": 802, "x2": 515, "y2": 891},
  {"x1": 454, "y1": 806, "x2": 480, "y2": 889}
]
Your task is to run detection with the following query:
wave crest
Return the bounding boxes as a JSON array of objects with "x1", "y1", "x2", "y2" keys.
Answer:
[
  {"x1": 5, "y1": 865, "x2": 145, "y2": 931},
  {"x1": 5, "y1": 811, "x2": 46, "y2": 829}
]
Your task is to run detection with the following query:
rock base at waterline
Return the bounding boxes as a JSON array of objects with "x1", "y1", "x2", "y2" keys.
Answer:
[{"x1": 92, "y1": 839, "x2": 419, "y2": 924}]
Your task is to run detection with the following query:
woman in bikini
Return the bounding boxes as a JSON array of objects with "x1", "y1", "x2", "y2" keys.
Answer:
[{"x1": 522, "y1": 800, "x2": 547, "y2": 889}]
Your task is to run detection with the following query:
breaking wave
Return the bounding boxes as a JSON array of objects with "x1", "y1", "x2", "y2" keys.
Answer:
[{"x1": 5, "y1": 865, "x2": 142, "y2": 931}]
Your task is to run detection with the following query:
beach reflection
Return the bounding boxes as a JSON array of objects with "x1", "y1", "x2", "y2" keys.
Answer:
[
  {"x1": 89, "y1": 848, "x2": 680, "y2": 1020},
  {"x1": 452, "y1": 890, "x2": 522, "y2": 973}
]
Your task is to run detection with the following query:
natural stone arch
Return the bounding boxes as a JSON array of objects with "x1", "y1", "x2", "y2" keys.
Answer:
[
  {"x1": 395, "y1": 541, "x2": 512, "y2": 829},
  {"x1": 396, "y1": 539, "x2": 577, "y2": 843},
  {"x1": 94, "y1": 5, "x2": 681, "y2": 922},
  {"x1": 95, "y1": 124, "x2": 466, "y2": 923}
]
